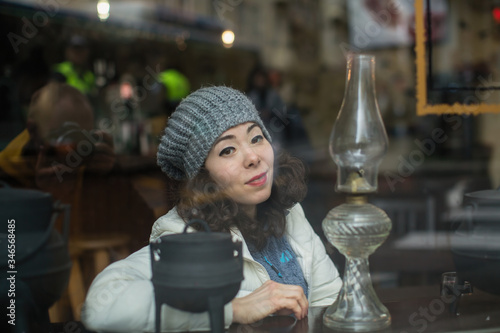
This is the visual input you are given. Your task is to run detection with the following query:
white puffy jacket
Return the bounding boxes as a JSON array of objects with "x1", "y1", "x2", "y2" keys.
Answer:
[{"x1": 81, "y1": 203, "x2": 342, "y2": 332}]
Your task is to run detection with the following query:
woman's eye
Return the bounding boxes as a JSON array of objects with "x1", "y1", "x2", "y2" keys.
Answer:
[
  {"x1": 219, "y1": 147, "x2": 235, "y2": 156},
  {"x1": 251, "y1": 135, "x2": 263, "y2": 144}
]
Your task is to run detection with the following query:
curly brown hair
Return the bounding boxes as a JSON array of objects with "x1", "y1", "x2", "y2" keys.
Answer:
[{"x1": 171, "y1": 152, "x2": 308, "y2": 250}]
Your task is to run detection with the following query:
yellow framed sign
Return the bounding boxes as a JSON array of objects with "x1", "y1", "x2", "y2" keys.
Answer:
[{"x1": 415, "y1": 0, "x2": 500, "y2": 115}]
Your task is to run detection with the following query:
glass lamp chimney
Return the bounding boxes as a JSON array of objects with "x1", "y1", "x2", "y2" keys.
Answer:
[{"x1": 330, "y1": 53, "x2": 388, "y2": 194}]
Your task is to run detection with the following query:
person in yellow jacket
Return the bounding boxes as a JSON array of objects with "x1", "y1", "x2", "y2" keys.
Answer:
[
  {"x1": 158, "y1": 68, "x2": 190, "y2": 114},
  {"x1": 53, "y1": 35, "x2": 96, "y2": 96}
]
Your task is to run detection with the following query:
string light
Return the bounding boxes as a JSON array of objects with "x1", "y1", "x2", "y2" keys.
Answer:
[
  {"x1": 97, "y1": 0, "x2": 110, "y2": 21},
  {"x1": 221, "y1": 30, "x2": 235, "y2": 47}
]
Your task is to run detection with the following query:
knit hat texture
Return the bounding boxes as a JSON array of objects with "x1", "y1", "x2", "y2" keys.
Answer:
[{"x1": 157, "y1": 86, "x2": 271, "y2": 180}]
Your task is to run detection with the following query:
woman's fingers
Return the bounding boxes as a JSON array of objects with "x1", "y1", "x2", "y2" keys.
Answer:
[
  {"x1": 270, "y1": 282, "x2": 308, "y2": 319},
  {"x1": 232, "y1": 281, "x2": 308, "y2": 324},
  {"x1": 257, "y1": 281, "x2": 308, "y2": 320}
]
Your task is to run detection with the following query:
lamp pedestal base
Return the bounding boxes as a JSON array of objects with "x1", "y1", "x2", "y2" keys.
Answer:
[
  {"x1": 322, "y1": 201, "x2": 392, "y2": 332},
  {"x1": 323, "y1": 256, "x2": 391, "y2": 331}
]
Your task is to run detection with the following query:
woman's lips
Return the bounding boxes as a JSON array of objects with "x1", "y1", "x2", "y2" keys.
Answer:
[{"x1": 246, "y1": 172, "x2": 267, "y2": 186}]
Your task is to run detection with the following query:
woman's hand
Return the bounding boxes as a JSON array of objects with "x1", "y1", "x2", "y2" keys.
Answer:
[{"x1": 232, "y1": 280, "x2": 308, "y2": 324}]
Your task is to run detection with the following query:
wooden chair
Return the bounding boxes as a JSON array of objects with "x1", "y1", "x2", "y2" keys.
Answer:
[
  {"x1": 368, "y1": 193, "x2": 440, "y2": 287},
  {"x1": 369, "y1": 193, "x2": 436, "y2": 237},
  {"x1": 49, "y1": 233, "x2": 131, "y2": 322}
]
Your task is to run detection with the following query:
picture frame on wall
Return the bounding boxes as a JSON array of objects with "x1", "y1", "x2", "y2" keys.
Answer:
[
  {"x1": 415, "y1": 0, "x2": 500, "y2": 115},
  {"x1": 347, "y1": 0, "x2": 417, "y2": 50}
]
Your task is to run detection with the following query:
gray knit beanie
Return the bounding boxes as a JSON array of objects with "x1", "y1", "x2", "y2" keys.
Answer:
[{"x1": 157, "y1": 86, "x2": 272, "y2": 180}]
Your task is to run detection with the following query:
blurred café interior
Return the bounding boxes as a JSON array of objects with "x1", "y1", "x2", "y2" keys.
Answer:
[{"x1": 1, "y1": 0, "x2": 500, "y2": 329}]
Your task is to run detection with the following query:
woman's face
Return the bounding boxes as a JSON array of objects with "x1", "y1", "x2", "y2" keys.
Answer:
[{"x1": 205, "y1": 122, "x2": 274, "y2": 214}]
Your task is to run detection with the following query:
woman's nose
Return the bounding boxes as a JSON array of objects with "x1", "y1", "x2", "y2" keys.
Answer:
[{"x1": 244, "y1": 147, "x2": 260, "y2": 167}]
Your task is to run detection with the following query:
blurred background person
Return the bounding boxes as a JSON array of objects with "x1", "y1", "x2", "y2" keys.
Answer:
[
  {"x1": 52, "y1": 35, "x2": 96, "y2": 98},
  {"x1": 246, "y1": 65, "x2": 313, "y2": 165},
  {"x1": 0, "y1": 82, "x2": 153, "y2": 249},
  {"x1": 159, "y1": 65, "x2": 191, "y2": 115},
  {"x1": 145, "y1": 48, "x2": 191, "y2": 116},
  {"x1": 0, "y1": 82, "x2": 113, "y2": 200},
  {"x1": 246, "y1": 65, "x2": 287, "y2": 152}
]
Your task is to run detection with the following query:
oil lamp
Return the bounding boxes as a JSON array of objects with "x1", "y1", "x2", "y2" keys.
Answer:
[{"x1": 322, "y1": 53, "x2": 392, "y2": 331}]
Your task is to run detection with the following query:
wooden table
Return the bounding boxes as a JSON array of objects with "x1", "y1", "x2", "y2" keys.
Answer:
[
  {"x1": 52, "y1": 284, "x2": 500, "y2": 333},
  {"x1": 229, "y1": 285, "x2": 500, "y2": 333}
]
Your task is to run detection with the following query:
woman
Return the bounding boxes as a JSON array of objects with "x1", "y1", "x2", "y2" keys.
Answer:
[{"x1": 81, "y1": 86, "x2": 341, "y2": 332}]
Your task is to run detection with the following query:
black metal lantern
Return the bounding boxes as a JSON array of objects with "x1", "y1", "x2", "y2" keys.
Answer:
[
  {"x1": 451, "y1": 188, "x2": 500, "y2": 296},
  {"x1": 0, "y1": 182, "x2": 71, "y2": 333},
  {"x1": 150, "y1": 219, "x2": 243, "y2": 333}
]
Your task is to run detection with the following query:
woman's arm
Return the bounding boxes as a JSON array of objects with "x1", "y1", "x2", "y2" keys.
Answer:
[
  {"x1": 308, "y1": 231, "x2": 342, "y2": 306},
  {"x1": 81, "y1": 246, "x2": 233, "y2": 332},
  {"x1": 286, "y1": 203, "x2": 342, "y2": 306}
]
